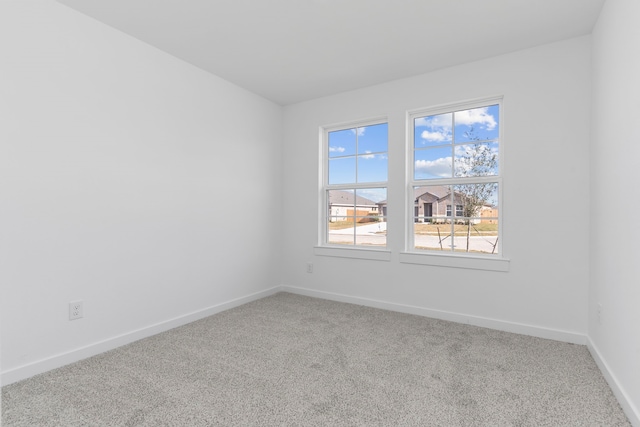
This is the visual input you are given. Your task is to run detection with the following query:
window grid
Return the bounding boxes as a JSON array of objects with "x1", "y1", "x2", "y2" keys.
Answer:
[
  {"x1": 322, "y1": 119, "x2": 388, "y2": 249},
  {"x1": 409, "y1": 98, "x2": 502, "y2": 256}
]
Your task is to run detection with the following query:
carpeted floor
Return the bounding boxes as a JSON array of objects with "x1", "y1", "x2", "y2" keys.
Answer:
[{"x1": 1, "y1": 292, "x2": 631, "y2": 426}]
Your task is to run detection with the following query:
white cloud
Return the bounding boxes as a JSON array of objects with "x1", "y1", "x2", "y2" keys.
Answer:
[
  {"x1": 415, "y1": 113, "x2": 452, "y2": 129},
  {"x1": 351, "y1": 127, "x2": 366, "y2": 136},
  {"x1": 455, "y1": 107, "x2": 496, "y2": 130},
  {"x1": 415, "y1": 108, "x2": 497, "y2": 144},
  {"x1": 420, "y1": 130, "x2": 450, "y2": 142},
  {"x1": 416, "y1": 113, "x2": 452, "y2": 144},
  {"x1": 329, "y1": 146, "x2": 345, "y2": 153},
  {"x1": 415, "y1": 157, "x2": 452, "y2": 178},
  {"x1": 360, "y1": 151, "x2": 375, "y2": 159}
]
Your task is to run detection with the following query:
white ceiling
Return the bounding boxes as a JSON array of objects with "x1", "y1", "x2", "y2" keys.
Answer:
[{"x1": 56, "y1": 0, "x2": 605, "y2": 106}]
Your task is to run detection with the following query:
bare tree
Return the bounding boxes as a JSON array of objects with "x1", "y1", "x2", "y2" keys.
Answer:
[
  {"x1": 454, "y1": 127, "x2": 498, "y2": 220},
  {"x1": 453, "y1": 128, "x2": 498, "y2": 251}
]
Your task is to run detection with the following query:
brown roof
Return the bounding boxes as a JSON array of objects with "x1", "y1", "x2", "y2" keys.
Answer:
[
  {"x1": 328, "y1": 190, "x2": 376, "y2": 206},
  {"x1": 375, "y1": 186, "x2": 451, "y2": 207},
  {"x1": 414, "y1": 185, "x2": 450, "y2": 200}
]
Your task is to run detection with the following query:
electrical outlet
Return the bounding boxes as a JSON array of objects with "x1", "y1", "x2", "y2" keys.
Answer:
[
  {"x1": 69, "y1": 300, "x2": 83, "y2": 320},
  {"x1": 597, "y1": 303, "x2": 602, "y2": 325},
  {"x1": 306, "y1": 263, "x2": 313, "y2": 273}
]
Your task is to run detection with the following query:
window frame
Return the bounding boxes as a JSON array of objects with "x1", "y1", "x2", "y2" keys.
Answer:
[
  {"x1": 316, "y1": 117, "x2": 391, "y2": 260},
  {"x1": 401, "y1": 96, "x2": 509, "y2": 271}
]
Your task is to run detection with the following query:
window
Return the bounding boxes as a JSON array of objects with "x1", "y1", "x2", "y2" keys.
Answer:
[
  {"x1": 445, "y1": 205, "x2": 464, "y2": 217},
  {"x1": 409, "y1": 99, "x2": 501, "y2": 256},
  {"x1": 322, "y1": 120, "x2": 388, "y2": 248}
]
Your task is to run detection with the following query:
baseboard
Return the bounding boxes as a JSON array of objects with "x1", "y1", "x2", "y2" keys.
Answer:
[
  {"x1": 587, "y1": 338, "x2": 640, "y2": 427},
  {"x1": 1, "y1": 286, "x2": 282, "y2": 386},
  {"x1": 280, "y1": 285, "x2": 587, "y2": 345}
]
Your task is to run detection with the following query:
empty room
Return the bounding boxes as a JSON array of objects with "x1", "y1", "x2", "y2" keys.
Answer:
[{"x1": 1, "y1": 0, "x2": 639, "y2": 425}]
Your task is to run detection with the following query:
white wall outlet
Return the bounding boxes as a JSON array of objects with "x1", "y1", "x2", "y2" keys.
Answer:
[
  {"x1": 306, "y1": 262, "x2": 313, "y2": 273},
  {"x1": 69, "y1": 300, "x2": 83, "y2": 320}
]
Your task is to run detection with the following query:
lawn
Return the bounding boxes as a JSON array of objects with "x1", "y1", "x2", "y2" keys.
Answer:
[
  {"x1": 328, "y1": 220, "x2": 379, "y2": 230},
  {"x1": 414, "y1": 222, "x2": 498, "y2": 236}
]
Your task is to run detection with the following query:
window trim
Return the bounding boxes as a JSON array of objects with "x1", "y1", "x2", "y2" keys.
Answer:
[
  {"x1": 319, "y1": 116, "x2": 389, "y2": 253},
  {"x1": 404, "y1": 96, "x2": 508, "y2": 269},
  {"x1": 398, "y1": 251, "x2": 509, "y2": 271}
]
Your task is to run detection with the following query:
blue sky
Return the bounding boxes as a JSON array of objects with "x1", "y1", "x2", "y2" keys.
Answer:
[
  {"x1": 414, "y1": 105, "x2": 499, "y2": 180},
  {"x1": 328, "y1": 123, "x2": 388, "y2": 186},
  {"x1": 326, "y1": 105, "x2": 499, "y2": 201}
]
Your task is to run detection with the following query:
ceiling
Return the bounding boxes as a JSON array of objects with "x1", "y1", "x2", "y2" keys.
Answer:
[{"x1": 56, "y1": 0, "x2": 605, "y2": 106}]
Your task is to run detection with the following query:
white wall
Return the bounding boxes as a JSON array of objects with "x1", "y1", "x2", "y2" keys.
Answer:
[
  {"x1": 282, "y1": 37, "x2": 592, "y2": 342},
  {"x1": 590, "y1": 0, "x2": 640, "y2": 423},
  {"x1": 0, "y1": 1, "x2": 637, "y2": 422},
  {"x1": 0, "y1": 1, "x2": 282, "y2": 384}
]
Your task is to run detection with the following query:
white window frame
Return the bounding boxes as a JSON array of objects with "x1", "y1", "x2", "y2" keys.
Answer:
[
  {"x1": 315, "y1": 117, "x2": 391, "y2": 261},
  {"x1": 400, "y1": 97, "x2": 509, "y2": 272}
]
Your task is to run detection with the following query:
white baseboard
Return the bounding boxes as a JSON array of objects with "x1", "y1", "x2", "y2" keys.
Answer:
[
  {"x1": 1, "y1": 286, "x2": 282, "y2": 386},
  {"x1": 5, "y1": 285, "x2": 636, "y2": 426},
  {"x1": 280, "y1": 285, "x2": 587, "y2": 345},
  {"x1": 587, "y1": 338, "x2": 640, "y2": 427}
]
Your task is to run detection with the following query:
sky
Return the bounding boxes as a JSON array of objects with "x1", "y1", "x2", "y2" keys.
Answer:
[
  {"x1": 326, "y1": 105, "x2": 499, "y2": 203},
  {"x1": 328, "y1": 123, "x2": 388, "y2": 202},
  {"x1": 414, "y1": 105, "x2": 500, "y2": 180}
]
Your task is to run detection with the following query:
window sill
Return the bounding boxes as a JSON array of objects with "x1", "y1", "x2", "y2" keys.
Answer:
[
  {"x1": 314, "y1": 246, "x2": 392, "y2": 261},
  {"x1": 399, "y1": 251, "x2": 510, "y2": 272}
]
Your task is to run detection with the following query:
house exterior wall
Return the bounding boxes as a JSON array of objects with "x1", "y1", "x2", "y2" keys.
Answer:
[{"x1": 329, "y1": 204, "x2": 378, "y2": 221}]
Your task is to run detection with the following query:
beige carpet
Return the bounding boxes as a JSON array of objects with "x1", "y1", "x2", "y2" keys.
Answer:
[{"x1": 1, "y1": 292, "x2": 630, "y2": 426}]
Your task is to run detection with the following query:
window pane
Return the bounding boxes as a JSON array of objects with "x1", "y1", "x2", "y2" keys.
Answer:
[
  {"x1": 414, "y1": 222, "x2": 454, "y2": 251},
  {"x1": 328, "y1": 189, "x2": 355, "y2": 215},
  {"x1": 355, "y1": 188, "x2": 387, "y2": 205},
  {"x1": 358, "y1": 154, "x2": 388, "y2": 183},
  {"x1": 414, "y1": 112, "x2": 453, "y2": 148},
  {"x1": 413, "y1": 185, "x2": 452, "y2": 223},
  {"x1": 454, "y1": 105, "x2": 499, "y2": 143},
  {"x1": 451, "y1": 218, "x2": 499, "y2": 254},
  {"x1": 450, "y1": 182, "x2": 499, "y2": 254},
  {"x1": 327, "y1": 189, "x2": 355, "y2": 245},
  {"x1": 328, "y1": 210, "x2": 355, "y2": 245},
  {"x1": 454, "y1": 142, "x2": 499, "y2": 177},
  {"x1": 452, "y1": 182, "x2": 499, "y2": 218},
  {"x1": 328, "y1": 128, "x2": 356, "y2": 158},
  {"x1": 328, "y1": 157, "x2": 356, "y2": 184},
  {"x1": 412, "y1": 184, "x2": 497, "y2": 253},
  {"x1": 326, "y1": 188, "x2": 387, "y2": 248},
  {"x1": 358, "y1": 123, "x2": 388, "y2": 154},
  {"x1": 355, "y1": 215, "x2": 387, "y2": 247},
  {"x1": 414, "y1": 147, "x2": 452, "y2": 180},
  {"x1": 328, "y1": 228, "x2": 354, "y2": 245},
  {"x1": 355, "y1": 188, "x2": 386, "y2": 247}
]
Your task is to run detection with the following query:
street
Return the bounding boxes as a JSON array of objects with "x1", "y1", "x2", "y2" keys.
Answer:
[{"x1": 329, "y1": 222, "x2": 499, "y2": 253}]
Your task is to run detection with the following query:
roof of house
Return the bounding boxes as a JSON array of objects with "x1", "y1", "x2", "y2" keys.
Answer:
[
  {"x1": 375, "y1": 186, "x2": 451, "y2": 206},
  {"x1": 414, "y1": 185, "x2": 451, "y2": 201},
  {"x1": 328, "y1": 190, "x2": 377, "y2": 206}
]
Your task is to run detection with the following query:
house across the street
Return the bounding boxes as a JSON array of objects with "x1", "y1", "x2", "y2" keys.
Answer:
[
  {"x1": 376, "y1": 186, "x2": 498, "y2": 224},
  {"x1": 328, "y1": 190, "x2": 380, "y2": 223}
]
